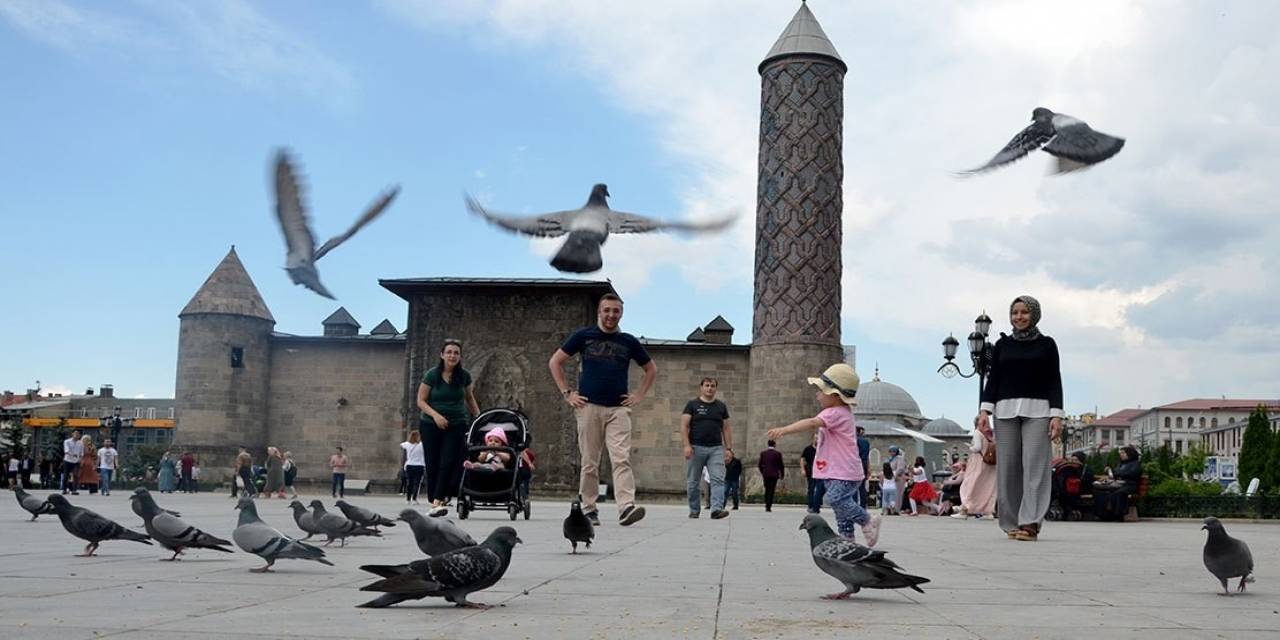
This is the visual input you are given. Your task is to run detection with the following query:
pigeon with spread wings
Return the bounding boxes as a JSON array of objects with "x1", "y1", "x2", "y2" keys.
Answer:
[
  {"x1": 960, "y1": 107, "x2": 1125, "y2": 176},
  {"x1": 466, "y1": 183, "x2": 735, "y2": 274},
  {"x1": 272, "y1": 150, "x2": 399, "y2": 298}
]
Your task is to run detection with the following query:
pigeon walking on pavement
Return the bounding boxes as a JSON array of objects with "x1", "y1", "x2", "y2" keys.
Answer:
[
  {"x1": 356, "y1": 526, "x2": 521, "y2": 609},
  {"x1": 130, "y1": 491, "x2": 180, "y2": 520},
  {"x1": 1202, "y1": 516, "x2": 1255, "y2": 595},
  {"x1": 272, "y1": 149, "x2": 400, "y2": 299},
  {"x1": 960, "y1": 107, "x2": 1125, "y2": 175},
  {"x1": 13, "y1": 487, "x2": 54, "y2": 521},
  {"x1": 800, "y1": 514, "x2": 928, "y2": 600},
  {"x1": 562, "y1": 498, "x2": 594, "y2": 554},
  {"x1": 288, "y1": 499, "x2": 324, "y2": 540},
  {"x1": 131, "y1": 488, "x2": 233, "y2": 561},
  {"x1": 45, "y1": 494, "x2": 152, "y2": 557},
  {"x1": 310, "y1": 499, "x2": 380, "y2": 547},
  {"x1": 466, "y1": 183, "x2": 735, "y2": 273},
  {"x1": 336, "y1": 500, "x2": 396, "y2": 531},
  {"x1": 233, "y1": 496, "x2": 333, "y2": 573},
  {"x1": 398, "y1": 508, "x2": 476, "y2": 557}
]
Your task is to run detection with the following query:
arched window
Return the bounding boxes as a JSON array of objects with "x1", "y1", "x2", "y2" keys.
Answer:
[
  {"x1": 1211, "y1": 418, "x2": 1218, "y2": 428},
  {"x1": 1200, "y1": 417, "x2": 1206, "y2": 428},
  {"x1": 1176, "y1": 417, "x2": 1183, "y2": 429},
  {"x1": 1164, "y1": 417, "x2": 1171, "y2": 429}
]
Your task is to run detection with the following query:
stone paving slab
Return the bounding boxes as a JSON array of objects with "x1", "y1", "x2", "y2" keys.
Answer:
[{"x1": 4, "y1": 491, "x2": 1279, "y2": 639}]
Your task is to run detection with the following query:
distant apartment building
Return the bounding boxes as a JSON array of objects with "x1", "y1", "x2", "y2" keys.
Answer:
[
  {"x1": 0, "y1": 385, "x2": 175, "y2": 456},
  {"x1": 1073, "y1": 408, "x2": 1144, "y2": 453},
  {"x1": 1129, "y1": 399, "x2": 1280, "y2": 456},
  {"x1": 1199, "y1": 404, "x2": 1280, "y2": 461}
]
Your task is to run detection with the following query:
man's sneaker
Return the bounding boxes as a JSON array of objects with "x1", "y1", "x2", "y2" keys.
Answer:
[
  {"x1": 619, "y1": 505, "x2": 646, "y2": 526},
  {"x1": 710, "y1": 509, "x2": 729, "y2": 520},
  {"x1": 689, "y1": 512, "x2": 700, "y2": 518},
  {"x1": 862, "y1": 514, "x2": 883, "y2": 548},
  {"x1": 585, "y1": 510, "x2": 601, "y2": 526}
]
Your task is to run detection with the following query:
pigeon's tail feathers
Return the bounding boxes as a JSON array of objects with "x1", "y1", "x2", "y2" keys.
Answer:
[
  {"x1": 359, "y1": 564, "x2": 412, "y2": 579},
  {"x1": 1043, "y1": 127, "x2": 1125, "y2": 168},
  {"x1": 551, "y1": 231, "x2": 605, "y2": 273},
  {"x1": 360, "y1": 573, "x2": 441, "y2": 595},
  {"x1": 356, "y1": 593, "x2": 419, "y2": 608},
  {"x1": 869, "y1": 567, "x2": 930, "y2": 592}
]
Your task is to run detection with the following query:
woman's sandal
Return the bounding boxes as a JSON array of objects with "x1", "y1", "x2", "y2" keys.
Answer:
[
  {"x1": 1006, "y1": 529, "x2": 1019, "y2": 539},
  {"x1": 1014, "y1": 524, "x2": 1039, "y2": 541}
]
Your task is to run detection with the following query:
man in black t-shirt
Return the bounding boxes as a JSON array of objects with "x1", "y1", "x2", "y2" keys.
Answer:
[
  {"x1": 550, "y1": 293, "x2": 658, "y2": 527},
  {"x1": 801, "y1": 433, "x2": 825, "y2": 514},
  {"x1": 681, "y1": 377, "x2": 733, "y2": 519}
]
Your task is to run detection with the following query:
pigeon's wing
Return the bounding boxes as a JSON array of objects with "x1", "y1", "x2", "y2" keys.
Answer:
[
  {"x1": 812, "y1": 536, "x2": 884, "y2": 566},
  {"x1": 465, "y1": 195, "x2": 573, "y2": 238},
  {"x1": 273, "y1": 150, "x2": 320, "y2": 268},
  {"x1": 69, "y1": 508, "x2": 123, "y2": 541},
  {"x1": 1042, "y1": 114, "x2": 1125, "y2": 171},
  {"x1": 959, "y1": 122, "x2": 1055, "y2": 174},
  {"x1": 421, "y1": 545, "x2": 503, "y2": 590},
  {"x1": 313, "y1": 186, "x2": 399, "y2": 261},
  {"x1": 21, "y1": 494, "x2": 52, "y2": 514},
  {"x1": 150, "y1": 512, "x2": 195, "y2": 541},
  {"x1": 606, "y1": 209, "x2": 737, "y2": 235},
  {"x1": 1206, "y1": 537, "x2": 1254, "y2": 578},
  {"x1": 435, "y1": 520, "x2": 478, "y2": 551}
]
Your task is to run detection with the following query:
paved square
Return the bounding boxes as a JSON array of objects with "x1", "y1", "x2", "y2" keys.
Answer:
[{"x1": 4, "y1": 491, "x2": 1278, "y2": 639}]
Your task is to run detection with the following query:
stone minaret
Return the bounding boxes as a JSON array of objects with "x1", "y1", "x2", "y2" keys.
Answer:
[
  {"x1": 748, "y1": 2, "x2": 846, "y2": 490},
  {"x1": 174, "y1": 247, "x2": 275, "y2": 480}
]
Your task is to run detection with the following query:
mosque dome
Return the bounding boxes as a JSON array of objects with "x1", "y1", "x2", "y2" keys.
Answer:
[
  {"x1": 856, "y1": 368, "x2": 923, "y2": 420},
  {"x1": 923, "y1": 417, "x2": 966, "y2": 436}
]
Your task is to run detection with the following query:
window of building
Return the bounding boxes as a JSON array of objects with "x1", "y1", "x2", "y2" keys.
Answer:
[
  {"x1": 1175, "y1": 440, "x2": 1184, "y2": 454},
  {"x1": 147, "y1": 407, "x2": 156, "y2": 419},
  {"x1": 1116, "y1": 431, "x2": 1125, "y2": 445},
  {"x1": 231, "y1": 346, "x2": 244, "y2": 368},
  {"x1": 134, "y1": 407, "x2": 143, "y2": 418},
  {"x1": 1229, "y1": 417, "x2": 1236, "y2": 424},
  {"x1": 1164, "y1": 417, "x2": 1171, "y2": 429},
  {"x1": 1212, "y1": 418, "x2": 1218, "y2": 428},
  {"x1": 126, "y1": 429, "x2": 147, "y2": 448},
  {"x1": 168, "y1": 407, "x2": 175, "y2": 419},
  {"x1": 1101, "y1": 429, "x2": 1110, "y2": 445},
  {"x1": 1176, "y1": 417, "x2": 1183, "y2": 429},
  {"x1": 1200, "y1": 417, "x2": 1206, "y2": 428}
]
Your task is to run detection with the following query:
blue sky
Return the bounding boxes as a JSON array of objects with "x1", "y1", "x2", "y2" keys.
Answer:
[{"x1": 3, "y1": 1, "x2": 1280, "y2": 424}]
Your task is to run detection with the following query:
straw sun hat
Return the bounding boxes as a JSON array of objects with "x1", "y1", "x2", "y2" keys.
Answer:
[{"x1": 807, "y1": 363, "x2": 859, "y2": 406}]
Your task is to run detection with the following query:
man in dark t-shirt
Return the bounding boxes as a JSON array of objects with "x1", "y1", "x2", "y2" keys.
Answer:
[
  {"x1": 550, "y1": 293, "x2": 658, "y2": 527},
  {"x1": 801, "y1": 433, "x2": 825, "y2": 514},
  {"x1": 681, "y1": 377, "x2": 733, "y2": 519}
]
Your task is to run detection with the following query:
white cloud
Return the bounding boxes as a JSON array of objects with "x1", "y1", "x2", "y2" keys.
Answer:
[{"x1": 0, "y1": 0, "x2": 154, "y2": 52}]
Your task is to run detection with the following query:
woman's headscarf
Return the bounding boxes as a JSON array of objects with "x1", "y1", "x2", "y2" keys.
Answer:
[
  {"x1": 1010, "y1": 295, "x2": 1042, "y2": 341},
  {"x1": 1121, "y1": 446, "x2": 1140, "y2": 462}
]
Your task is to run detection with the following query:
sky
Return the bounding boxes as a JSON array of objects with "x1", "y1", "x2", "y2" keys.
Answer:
[{"x1": 2, "y1": 0, "x2": 1279, "y2": 424}]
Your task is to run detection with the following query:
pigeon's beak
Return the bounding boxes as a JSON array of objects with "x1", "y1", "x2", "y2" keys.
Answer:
[
  {"x1": 1201, "y1": 525, "x2": 1208, "y2": 530},
  {"x1": 516, "y1": 536, "x2": 524, "y2": 544},
  {"x1": 798, "y1": 522, "x2": 806, "y2": 530}
]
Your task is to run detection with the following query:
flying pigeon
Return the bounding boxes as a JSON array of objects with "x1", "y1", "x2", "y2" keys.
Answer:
[
  {"x1": 398, "y1": 508, "x2": 476, "y2": 557},
  {"x1": 336, "y1": 500, "x2": 396, "y2": 531},
  {"x1": 466, "y1": 184, "x2": 735, "y2": 274},
  {"x1": 288, "y1": 500, "x2": 324, "y2": 540},
  {"x1": 310, "y1": 499, "x2": 380, "y2": 547},
  {"x1": 356, "y1": 526, "x2": 521, "y2": 609},
  {"x1": 1202, "y1": 516, "x2": 1255, "y2": 595},
  {"x1": 272, "y1": 149, "x2": 400, "y2": 299},
  {"x1": 131, "y1": 488, "x2": 233, "y2": 561},
  {"x1": 960, "y1": 107, "x2": 1125, "y2": 176},
  {"x1": 800, "y1": 514, "x2": 929, "y2": 600},
  {"x1": 13, "y1": 487, "x2": 54, "y2": 521},
  {"x1": 562, "y1": 498, "x2": 594, "y2": 554},
  {"x1": 233, "y1": 496, "x2": 333, "y2": 573},
  {"x1": 45, "y1": 494, "x2": 152, "y2": 557}
]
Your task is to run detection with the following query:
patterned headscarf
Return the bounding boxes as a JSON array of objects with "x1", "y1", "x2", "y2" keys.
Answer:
[{"x1": 1009, "y1": 295, "x2": 1042, "y2": 341}]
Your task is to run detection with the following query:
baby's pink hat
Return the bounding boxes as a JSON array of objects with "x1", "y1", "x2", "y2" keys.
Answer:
[{"x1": 484, "y1": 427, "x2": 508, "y2": 444}]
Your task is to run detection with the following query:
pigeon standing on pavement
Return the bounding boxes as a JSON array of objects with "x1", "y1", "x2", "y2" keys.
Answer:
[
  {"x1": 233, "y1": 496, "x2": 333, "y2": 573},
  {"x1": 397, "y1": 508, "x2": 476, "y2": 557},
  {"x1": 562, "y1": 498, "x2": 594, "y2": 554},
  {"x1": 131, "y1": 488, "x2": 233, "y2": 561},
  {"x1": 466, "y1": 183, "x2": 736, "y2": 274},
  {"x1": 336, "y1": 500, "x2": 396, "y2": 531},
  {"x1": 45, "y1": 494, "x2": 152, "y2": 557},
  {"x1": 1202, "y1": 516, "x2": 1255, "y2": 595},
  {"x1": 310, "y1": 499, "x2": 380, "y2": 547},
  {"x1": 288, "y1": 500, "x2": 324, "y2": 540},
  {"x1": 272, "y1": 149, "x2": 400, "y2": 299},
  {"x1": 960, "y1": 107, "x2": 1125, "y2": 175},
  {"x1": 13, "y1": 487, "x2": 54, "y2": 521},
  {"x1": 130, "y1": 492, "x2": 180, "y2": 520},
  {"x1": 356, "y1": 526, "x2": 522, "y2": 609},
  {"x1": 800, "y1": 514, "x2": 928, "y2": 600}
]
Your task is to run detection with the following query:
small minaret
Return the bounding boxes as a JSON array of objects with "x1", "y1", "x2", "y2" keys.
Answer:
[{"x1": 747, "y1": 2, "x2": 847, "y2": 486}]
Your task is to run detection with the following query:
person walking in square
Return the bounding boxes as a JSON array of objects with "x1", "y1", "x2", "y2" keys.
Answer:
[
  {"x1": 550, "y1": 293, "x2": 657, "y2": 527},
  {"x1": 179, "y1": 451, "x2": 196, "y2": 493},
  {"x1": 78, "y1": 436, "x2": 99, "y2": 494},
  {"x1": 856, "y1": 425, "x2": 871, "y2": 507},
  {"x1": 801, "y1": 433, "x2": 824, "y2": 514},
  {"x1": 282, "y1": 451, "x2": 299, "y2": 499},
  {"x1": 62, "y1": 429, "x2": 83, "y2": 495},
  {"x1": 681, "y1": 377, "x2": 733, "y2": 520},
  {"x1": 262, "y1": 447, "x2": 285, "y2": 498},
  {"x1": 400, "y1": 432, "x2": 425, "y2": 505},
  {"x1": 231, "y1": 446, "x2": 254, "y2": 498},
  {"x1": 97, "y1": 440, "x2": 118, "y2": 496},
  {"x1": 767, "y1": 363, "x2": 881, "y2": 546},
  {"x1": 417, "y1": 339, "x2": 480, "y2": 517},
  {"x1": 724, "y1": 450, "x2": 743, "y2": 510},
  {"x1": 330, "y1": 446, "x2": 350, "y2": 499},
  {"x1": 757, "y1": 441, "x2": 784, "y2": 512}
]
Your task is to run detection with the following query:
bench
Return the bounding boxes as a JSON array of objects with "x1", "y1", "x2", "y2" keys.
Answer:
[
  {"x1": 1123, "y1": 475, "x2": 1150, "y2": 522},
  {"x1": 343, "y1": 478, "x2": 370, "y2": 495}
]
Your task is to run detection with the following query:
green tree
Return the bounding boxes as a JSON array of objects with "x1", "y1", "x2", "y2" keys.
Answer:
[
  {"x1": 1177, "y1": 443, "x2": 1210, "y2": 480},
  {"x1": 1238, "y1": 405, "x2": 1272, "y2": 490},
  {"x1": 1, "y1": 418, "x2": 30, "y2": 460},
  {"x1": 45, "y1": 417, "x2": 69, "y2": 461}
]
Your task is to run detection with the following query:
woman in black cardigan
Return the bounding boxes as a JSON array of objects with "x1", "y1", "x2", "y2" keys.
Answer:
[
  {"x1": 975, "y1": 295, "x2": 1064, "y2": 542},
  {"x1": 1094, "y1": 446, "x2": 1142, "y2": 521}
]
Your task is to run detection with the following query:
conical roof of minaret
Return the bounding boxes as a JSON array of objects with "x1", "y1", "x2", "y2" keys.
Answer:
[
  {"x1": 180, "y1": 247, "x2": 275, "y2": 323},
  {"x1": 760, "y1": 1, "x2": 845, "y2": 73}
]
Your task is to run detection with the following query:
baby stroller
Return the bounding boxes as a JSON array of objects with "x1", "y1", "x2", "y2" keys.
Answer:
[
  {"x1": 1046, "y1": 458, "x2": 1087, "y2": 521},
  {"x1": 457, "y1": 408, "x2": 531, "y2": 521}
]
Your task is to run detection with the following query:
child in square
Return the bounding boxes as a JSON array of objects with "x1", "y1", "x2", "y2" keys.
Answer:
[
  {"x1": 768, "y1": 363, "x2": 882, "y2": 546},
  {"x1": 464, "y1": 427, "x2": 513, "y2": 472}
]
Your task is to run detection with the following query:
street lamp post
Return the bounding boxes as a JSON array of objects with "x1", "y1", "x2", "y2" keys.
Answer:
[{"x1": 937, "y1": 311, "x2": 995, "y2": 407}]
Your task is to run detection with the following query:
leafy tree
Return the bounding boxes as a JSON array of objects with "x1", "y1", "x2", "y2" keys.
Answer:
[
  {"x1": 122, "y1": 444, "x2": 168, "y2": 486},
  {"x1": 1, "y1": 418, "x2": 29, "y2": 460},
  {"x1": 1177, "y1": 443, "x2": 1210, "y2": 480},
  {"x1": 44, "y1": 417, "x2": 69, "y2": 461},
  {"x1": 1238, "y1": 406, "x2": 1273, "y2": 490}
]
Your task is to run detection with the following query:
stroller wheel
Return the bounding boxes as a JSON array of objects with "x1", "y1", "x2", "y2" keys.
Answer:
[
  {"x1": 1046, "y1": 507, "x2": 1061, "y2": 521},
  {"x1": 1070, "y1": 510, "x2": 1083, "y2": 521},
  {"x1": 508, "y1": 504, "x2": 519, "y2": 521}
]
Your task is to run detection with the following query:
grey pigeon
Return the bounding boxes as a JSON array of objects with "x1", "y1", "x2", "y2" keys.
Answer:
[
  {"x1": 233, "y1": 496, "x2": 333, "y2": 573},
  {"x1": 310, "y1": 499, "x2": 380, "y2": 547},
  {"x1": 398, "y1": 508, "x2": 476, "y2": 557},
  {"x1": 131, "y1": 488, "x2": 233, "y2": 561},
  {"x1": 357, "y1": 526, "x2": 522, "y2": 609},
  {"x1": 961, "y1": 107, "x2": 1125, "y2": 175},
  {"x1": 288, "y1": 499, "x2": 323, "y2": 540},
  {"x1": 45, "y1": 494, "x2": 152, "y2": 557},
  {"x1": 336, "y1": 499, "x2": 396, "y2": 531},
  {"x1": 466, "y1": 184, "x2": 735, "y2": 274},
  {"x1": 14, "y1": 487, "x2": 54, "y2": 521},
  {"x1": 272, "y1": 149, "x2": 399, "y2": 299},
  {"x1": 800, "y1": 514, "x2": 928, "y2": 600},
  {"x1": 562, "y1": 498, "x2": 594, "y2": 554},
  {"x1": 130, "y1": 492, "x2": 180, "y2": 520},
  {"x1": 1202, "y1": 516, "x2": 1255, "y2": 595}
]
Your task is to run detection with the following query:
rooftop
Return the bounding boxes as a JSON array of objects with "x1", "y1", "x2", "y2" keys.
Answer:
[
  {"x1": 760, "y1": 1, "x2": 846, "y2": 72},
  {"x1": 180, "y1": 247, "x2": 275, "y2": 323},
  {"x1": 380, "y1": 277, "x2": 614, "y2": 300},
  {"x1": 1092, "y1": 408, "x2": 1147, "y2": 427}
]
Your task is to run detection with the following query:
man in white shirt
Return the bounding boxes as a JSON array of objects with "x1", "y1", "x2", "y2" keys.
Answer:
[
  {"x1": 98, "y1": 440, "x2": 119, "y2": 496},
  {"x1": 62, "y1": 430, "x2": 84, "y2": 495}
]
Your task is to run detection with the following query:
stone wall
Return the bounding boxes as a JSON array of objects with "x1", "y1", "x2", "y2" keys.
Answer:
[{"x1": 746, "y1": 342, "x2": 844, "y2": 496}]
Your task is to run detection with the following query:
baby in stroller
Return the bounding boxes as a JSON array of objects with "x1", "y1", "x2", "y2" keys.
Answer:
[{"x1": 464, "y1": 427, "x2": 513, "y2": 472}]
